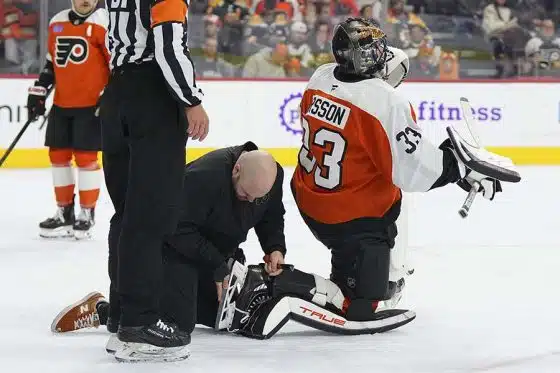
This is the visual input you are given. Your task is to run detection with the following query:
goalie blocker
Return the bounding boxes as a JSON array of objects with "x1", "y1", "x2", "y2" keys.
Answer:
[{"x1": 215, "y1": 262, "x2": 415, "y2": 339}]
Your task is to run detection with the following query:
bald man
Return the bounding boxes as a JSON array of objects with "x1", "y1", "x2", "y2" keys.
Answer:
[{"x1": 51, "y1": 142, "x2": 286, "y2": 353}]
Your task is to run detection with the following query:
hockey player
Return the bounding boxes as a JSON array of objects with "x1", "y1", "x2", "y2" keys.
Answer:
[
  {"x1": 213, "y1": 18, "x2": 520, "y2": 339},
  {"x1": 50, "y1": 143, "x2": 287, "y2": 359},
  {"x1": 27, "y1": 0, "x2": 109, "y2": 239}
]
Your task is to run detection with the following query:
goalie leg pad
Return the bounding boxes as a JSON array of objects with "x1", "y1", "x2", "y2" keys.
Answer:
[
  {"x1": 240, "y1": 296, "x2": 416, "y2": 339},
  {"x1": 272, "y1": 268, "x2": 345, "y2": 311}
]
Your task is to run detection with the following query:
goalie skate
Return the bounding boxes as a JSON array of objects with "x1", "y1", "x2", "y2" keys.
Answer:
[{"x1": 215, "y1": 260, "x2": 248, "y2": 331}]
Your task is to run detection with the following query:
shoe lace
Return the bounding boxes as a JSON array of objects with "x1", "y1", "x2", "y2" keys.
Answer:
[
  {"x1": 76, "y1": 208, "x2": 92, "y2": 222},
  {"x1": 47, "y1": 207, "x2": 66, "y2": 223},
  {"x1": 156, "y1": 320, "x2": 174, "y2": 334},
  {"x1": 74, "y1": 312, "x2": 99, "y2": 329}
]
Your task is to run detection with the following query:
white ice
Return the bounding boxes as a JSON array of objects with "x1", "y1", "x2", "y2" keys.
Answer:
[{"x1": 0, "y1": 166, "x2": 559, "y2": 373}]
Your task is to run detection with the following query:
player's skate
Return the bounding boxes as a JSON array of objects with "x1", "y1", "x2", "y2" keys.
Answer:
[
  {"x1": 73, "y1": 207, "x2": 95, "y2": 240},
  {"x1": 114, "y1": 320, "x2": 191, "y2": 363},
  {"x1": 39, "y1": 204, "x2": 75, "y2": 238},
  {"x1": 50, "y1": 291, "x2": 107, "y2": 332},
  {"x1": 215, "y1": 262, "x2": 271, "y2": 332}
]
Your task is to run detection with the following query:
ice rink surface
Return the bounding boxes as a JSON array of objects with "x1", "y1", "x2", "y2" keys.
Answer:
[{"x1": 0, "y1": 166, "x2": 559, "y2": 373}]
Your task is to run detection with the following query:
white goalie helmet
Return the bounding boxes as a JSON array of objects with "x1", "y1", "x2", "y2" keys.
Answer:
[{"x1": 380, "y1": 46, "x2": 409, "y2": 88}]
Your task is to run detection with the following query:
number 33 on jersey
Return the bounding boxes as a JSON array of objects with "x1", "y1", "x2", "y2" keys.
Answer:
[{"x1": 292, "y1": 64, "x2": 447, "y2": 225}]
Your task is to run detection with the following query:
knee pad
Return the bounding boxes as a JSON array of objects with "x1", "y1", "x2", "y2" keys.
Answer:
[
  {"x1": 49, "y1": 148, "x2": 72, "y2": 166},
  {"x1": 74, "y1": 150, "x2": 99, "y2": 169}
]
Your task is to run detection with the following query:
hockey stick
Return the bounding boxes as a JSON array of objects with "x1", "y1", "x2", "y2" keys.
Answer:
[
  {"x1": 0, "y1": 117, "x2": 35, "y2": 167},
  {"x1": 0, "y1": 89, "x2": 53, "y2": 167},
  {"x1": 456, "y1": 97, "x2": 482, "y2": 219},
  {"x1": 38, "y1": 108, "x2": 51, "y2": 130}
]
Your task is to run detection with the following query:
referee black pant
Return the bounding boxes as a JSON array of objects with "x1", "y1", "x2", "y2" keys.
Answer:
[{"x1": 100, "y1": 62, "x2": 188, "y2": 327}]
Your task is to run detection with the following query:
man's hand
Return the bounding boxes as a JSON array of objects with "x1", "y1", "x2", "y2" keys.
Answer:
[
  {"x1": 185, "y1": 104, "x2": 209, "y2": 141},
  {"x1": 216, "y1": 276, "x2": 229, "y2": 303},
  {"x1": 263, "y1": 250, "x2": 284, "y2": 276}
]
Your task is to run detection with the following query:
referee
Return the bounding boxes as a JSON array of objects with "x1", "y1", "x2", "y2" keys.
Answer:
[{"x1": 99, "y1": 0, "x2": 209, "y2": 362}]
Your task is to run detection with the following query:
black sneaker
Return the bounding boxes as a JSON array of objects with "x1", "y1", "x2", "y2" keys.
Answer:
[{"x1": 117, "y1": 319, "x2": 190, "y2": 348}]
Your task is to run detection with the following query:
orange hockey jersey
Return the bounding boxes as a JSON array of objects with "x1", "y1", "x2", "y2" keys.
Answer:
[
  {"x1": 47, "y1": 8, "x2": 110, "y2": 108},
  {"x1": 292, "y1": 63, "x2": 446, "y2": 225}
]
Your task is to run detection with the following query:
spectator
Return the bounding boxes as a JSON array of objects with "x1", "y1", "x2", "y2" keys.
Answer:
[
  {"x1": 309, "y1": 19, "x2": 334, "y2": 68},
  {"x1": 0, "y1": 0, "x2": 39, "y2": 74},
  {"x1": 243, "y1": 13, "x2": 269, "y2": 55},
  {"x1": 287, "y1": 20, "x2": 313, "y2": 69},
  {"x1": 387, "y1": 0, "x2": 425, "y2": 26},
  {"x1": 253, "y1": 0, "x2": 302, "y2": 20},
  {"x1": 204, "y1": 14, "x2": 221, "y2": 38},
  {"x1": 212, "y1": 0, "x2": 251, "y2": 56},
  {"x1": 514, "y1": 0, "x2": 546, "y2": 32},
  {"x1": 242, "y1": 42, "x2": 288, "y2": 77},
  {"x1": 193, "y1": 37, "x2": 238, "y2": 77},
  {"x1": 525, "y1": 19, "x2": 560, "y2": 73},
  {"x1": 266, "y1": 15, "x2": 290, "y2": 46},
  {"x1": 402, "y1": 22, "x2": 441, "y2": 77},
  {"x1": 360, "y1": 2, "x2": 382, "y2": 23},
  {"x1": 482, "y1": 0, "x2": 528, "y2": 77},
  {"x1": 331, "y1": 0, "x2": 360, "y2": 17}
]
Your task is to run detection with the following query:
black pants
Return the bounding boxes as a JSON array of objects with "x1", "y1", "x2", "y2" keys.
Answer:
[
  {"x1": 290, "y1": 181, "x2": 396, "y2": 302},
  {"x1": 45, "y1": 106, "x2": 101, "y2": 151},
  {"x1": 100, "y1": 62, "x2": 188, "y2": 327},
  {"x1": 160, "y1": 247, "x2": 218, "y2": 333}
]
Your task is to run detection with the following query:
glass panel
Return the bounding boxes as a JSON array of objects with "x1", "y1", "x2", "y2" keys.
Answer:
[{"x1": 187, "y1": 0, "x2": 560, "y2": 80}]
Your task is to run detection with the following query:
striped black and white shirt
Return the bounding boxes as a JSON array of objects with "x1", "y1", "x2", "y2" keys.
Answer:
[{"x1": 105, "y1": 0, "x2": 203, "y2": 106}]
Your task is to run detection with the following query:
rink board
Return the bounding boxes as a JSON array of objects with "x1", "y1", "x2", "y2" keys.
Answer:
[
  {"x1": 1, "y1": 79, "x2": 559, "y2": 167},
  {"x1": 1, "y1": 146, "x2": 560, "y2": 168}
]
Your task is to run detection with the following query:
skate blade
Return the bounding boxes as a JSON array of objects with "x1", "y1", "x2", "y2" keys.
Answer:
[
  {"x1": 114, "y1": 343, "x2": 190, "y2": 363},
  {"x1": 40, "y1": 227, "x2": 74, "y2": 239},
  {"x1": 50, "y1": 291, "x2": 103, "y2": 333},
  {"x1": 73, "y1": 230, "x2": 92, "y2": 240},
  {"x1": 215, "y1": 261, "x2": 248, "y2": 331},
  {"x1": 105, "y1": 334, "x2": 124, "y2": 354}
]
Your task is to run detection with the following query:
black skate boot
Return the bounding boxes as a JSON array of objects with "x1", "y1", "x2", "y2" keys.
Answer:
[
  {"x1": 39, "y1": 202, "x2": 75, "y2": 238},
  {"x1": 115, "y1": 320, "x2": 191, "y2": 362},
  {"x1": 73, "y1": 207, "x2": 95, "y2": 240},
  {"x1": 215, "y1": 262, "x2": 271, "y2": 332}
]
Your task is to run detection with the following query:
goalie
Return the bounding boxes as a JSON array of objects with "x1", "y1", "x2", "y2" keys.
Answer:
[{"x1": 216, "y1": 18, "x2": 520, "y2": 339}]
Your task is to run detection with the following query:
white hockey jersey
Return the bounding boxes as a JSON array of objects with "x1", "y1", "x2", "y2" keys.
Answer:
[{"x1": 292, "y1": 63, "x2": 445, "y2": 224}]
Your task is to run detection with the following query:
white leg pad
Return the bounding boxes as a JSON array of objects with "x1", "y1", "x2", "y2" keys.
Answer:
[
  {"x1": 311, "y1": 274, "x2": 345, "y2": 310},
  {"x1": 390, "y1": 192, "x2": 412, "y2": 282}
]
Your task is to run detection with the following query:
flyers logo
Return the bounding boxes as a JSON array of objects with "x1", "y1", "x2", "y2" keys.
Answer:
[{"x1": 55, "y1": 37, "x2": 88, "y2": 67}]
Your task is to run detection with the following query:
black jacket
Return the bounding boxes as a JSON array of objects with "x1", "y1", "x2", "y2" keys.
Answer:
[{"x1": 166, "y1": 142, "x2": 286, "y2": 272}]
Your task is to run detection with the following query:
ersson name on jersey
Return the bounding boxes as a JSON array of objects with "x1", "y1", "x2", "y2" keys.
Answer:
[{"x1": 307, "y1": 95, "x2": 350, "y2": 130}]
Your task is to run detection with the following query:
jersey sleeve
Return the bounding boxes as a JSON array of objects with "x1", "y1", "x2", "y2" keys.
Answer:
[
  {"x1": 360, "y1": 91, "x2": 446, "y2": 193},
  {"x1": 384, "y1": 93, "x2": 446, "y2": 192},
  {"x1": 150, "y1": 0, "x2": 203, "y2": 107}
]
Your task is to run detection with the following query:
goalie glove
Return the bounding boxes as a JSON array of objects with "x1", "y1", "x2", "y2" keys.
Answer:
[
  {"x1": 440, "y1": 138, "x2": 504, "y2": 201},
  {"x1": 457, "y1": 169, "x2": 503, "y2": 201}
]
